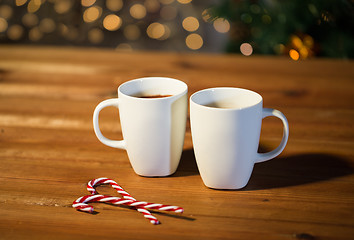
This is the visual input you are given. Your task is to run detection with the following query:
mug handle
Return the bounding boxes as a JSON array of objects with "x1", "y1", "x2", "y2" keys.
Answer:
[
  {"x1": 256, "y1": 108, "x2": 289, "y2": 163},
  {"x1": 92, "y1": 98, "x2": 126, "y2": 149}
]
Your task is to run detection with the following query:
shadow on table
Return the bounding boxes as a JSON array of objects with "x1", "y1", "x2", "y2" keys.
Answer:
[
  {"x1": 245, "y1": 152, "x2": 353, "y2": 190},
  {"x1": 173, "y1": 148, "x2": 353, "y2": 190},
  {"x1": 172, "y1": 149, "x2": 199, "y2": 177},
  {"x1": 81, "y1": 204, "x2": 196, "y2": 222}
]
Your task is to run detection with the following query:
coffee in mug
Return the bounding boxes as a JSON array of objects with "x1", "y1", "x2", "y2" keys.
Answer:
[{"x1": 136, "y1": 94, "x2": 173, "y2": 98}]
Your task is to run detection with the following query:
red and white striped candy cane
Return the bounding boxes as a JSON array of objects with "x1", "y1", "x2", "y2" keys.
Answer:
[
  {"x1": 86, "y1": 177, "x2": 160, "y2": 224},
  {"x1": 87, "y1": 177, "x2": 134, "y2": 200},
  {"x1": 72, "y1": 194, "x2": 184, "y2": 213}
]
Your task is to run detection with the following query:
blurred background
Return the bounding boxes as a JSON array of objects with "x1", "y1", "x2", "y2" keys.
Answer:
[{"x1": 0, "y1": 0, "x2": 353, "y2": 60}]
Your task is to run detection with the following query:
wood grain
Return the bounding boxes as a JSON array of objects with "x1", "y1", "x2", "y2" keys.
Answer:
[{"x1": 0, "y1": 45, "x2": 353, "y2": 240}]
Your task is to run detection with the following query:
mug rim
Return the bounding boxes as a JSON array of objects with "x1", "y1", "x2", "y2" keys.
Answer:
[
  {"x1": 190, "y1": 87, "x2": 263, "y2": 110},
  {"x1": 118, "y1": 77, "x2": 188, "y2": 100}
]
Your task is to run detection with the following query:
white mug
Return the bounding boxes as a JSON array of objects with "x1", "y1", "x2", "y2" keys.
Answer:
[
  {"x1": 93, "y1": 77, "x2": 188, "y2": 177},
  {"x1": 190, "y1": 87, "x2": 289, "y2": 189}
]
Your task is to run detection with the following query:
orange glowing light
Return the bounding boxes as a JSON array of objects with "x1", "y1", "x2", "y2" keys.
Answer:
[
  {"x1": 186, "y1": 33, "x2": 203, "y2": 50},
  {"x1": 177, "y1": 0, "x2": 192, "y2": 4},
  {"x1": 130, "y1": 4, "x2": 146, "y2": 19},
  {"x1": 182, "y1": 16, "x2": 199, "y2": 32},
  {"x1": 291, "y1": 35, "x2": 303, "y2": 49},
  {"x1": 81, "y1": 0, "x2": 96, "y2": 7},
  {"x1": 289, "y1": 49, "x2": 300, "y2": 61},
  {"x1": 16, "y1": 0, "x2": 27, "y2": 6},
  {"x1": 103, "y1": 14, "x2": 122, "y2": 31},
  {"x1": 54, "y1": 0, "x2": 72, "y2": 14},
  {"x1": 0, "y1": 18, "x2": 8, "y2": 32},
  {"x1": 147, "y1": 22, "x2": 165, "y2": 39},
  {"x1": 27, "y1": 0, "x2": 41, "y2": 13},
  {"x1": 106, "y1": 0, "x2": 123, "y2": 11},
  {"x1": 299, "y1": 47, "x2": 309, "y2": 59},
  {"x1": 83, "y1": 6, "x2": 101, "y2": 23}
]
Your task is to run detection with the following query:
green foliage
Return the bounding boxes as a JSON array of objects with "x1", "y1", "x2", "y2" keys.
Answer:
[{"x1": 209, "y1": 0, "x2": 354, "y2": 58}]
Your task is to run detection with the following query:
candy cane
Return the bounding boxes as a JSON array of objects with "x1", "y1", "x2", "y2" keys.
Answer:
[
  {"x1": 72, "y1": 194, "x2": 184, "y2": 213},
  {"x1": 72, "y1": 177, "x2": 184, "y2": 225},
  {"x1": 87, "y1": 177, "x2": 135, "y2": 200},
  {"x1": 86, "y1": 177, "x2": 160, "y2": 224}
]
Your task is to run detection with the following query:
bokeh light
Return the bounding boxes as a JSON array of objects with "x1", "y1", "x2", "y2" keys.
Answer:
[
  {"x1": 83, "y1": 6, "x2": 102, "y2": 23},
  {"x1": 116, "y1": 43, "x2": 133, "y2": 51},
  {"x1": 289, "y1": 49, "x2": 300, "y2": 61},
  {"x1": 130, "y1": 4, "x2": 147, "y2": 20},
  {"x1": 0, "y1": 5, "x2": 12, "y2": 19},
  {"x1": 240, "y1": 43, "x2": 253, "y2": 56},
  {"x1": 39, "y1": 18, "x2": 56, "y2": 33},
  {"x1": 262, "y1": 15, "x2": 272, "y2": 24},
  {"x1": 0, "y1": 0, "x2": 217, "y2": 52},
  {"x1": 59, "y1": 23, "x2": 68, "y2": 37},
  {"x1": 177, "y1": 0, "x2": 192, "y2": 4},
  {"x1": 144, "y1": 0, "x2": 160, "y2": 12},
  {"x1": 0, "y1": 17, "x2": 8, "y2": 33},
  {"x1": 29, "y1": 26, "x2": 42, "y2": 41},
  {"x1": 299, "y1": 47, "x2": 309, "y2": 59},
  {"x1": 0, "y1": 0, "x2": 351, "y2": 57},
  {"x1": 289, "y1": 34, "x2": 315, "y2": 60},
  {"x1": 16, "y1": 0, "x2": 27, "y2": 7},
  {"x1": 250, "y1": 4, "x2": 261, "y2": 14},
  {"x1": 160, "y1": 24, "x2": 171, "y2": 40},
  {"x1": 103, "y1": 14, "x2": 122, "y2": 31},
  {"x1": 7, "y1": 24, "x2": 24, "y2": 40},
  {"x1": 54, "y1": 0, "x2": 72, "y2": 14},
  {"x1": 106, "y1": 0, "x2": 123, "y2": 12},
  {"x1": 182, "y1": 16, "x2": 199, "y2": 32},
  {"x1": 81, "y1": 0, "x2": 96, "y2": 7},
  {"x1": 241, "y1": 13, "x2": 252, "y2": 24},
  {"x1": 213, "y1": 18, "x2": 230, "y2": 33},
  {"x1": 147, "y1": 22, "x2": 165, "y2": 39},
  {"x1": 27, "y1": 0, "x2": 41, "y2": 13},
  {"x1": 291, "y1": 35, "x2": 302, "y2": 49},
  {"x1": 186, "y1": 33, "x2": 203, "y2": 50},
  {"x1": 22, "y1": 13, "x2": 39, "y2": 27},
  {"x1": 303, "y1": 35, "x2": 314, "y2": 48},
  {"x1": 88, "y1": 28, "x2": 104, "y2": 44}
]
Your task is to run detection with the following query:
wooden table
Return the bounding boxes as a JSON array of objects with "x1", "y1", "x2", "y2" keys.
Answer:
[{"x1": 1, "y1": 45, "x2": 353, "y2": 240}]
